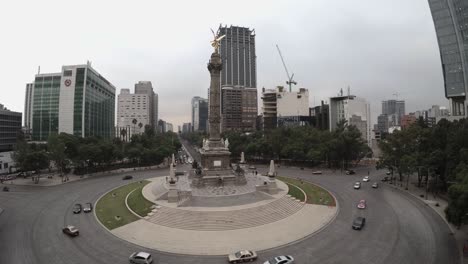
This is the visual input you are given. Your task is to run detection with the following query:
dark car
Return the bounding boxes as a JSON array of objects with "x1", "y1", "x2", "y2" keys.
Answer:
[
  {"x1": 345, "y1": 170, "x2": 355, "y2": 175},
  {"x1": 83, "y1": 202, "x2": 93, "y2": 213},
  {"x1": 122, "y1": 175, "x2": 133, "y2": 180},
  {"x1": 62, "y1": 225, "x2": 79, "y2": 237},
  {"x1": 381, "y1": 176, "x2": 390, "y2": 182},
  {"x1": 3, "y1": 186, "x2": 9, "y2": 192},
  {"x1": 352, "y1": 217, "x2": 366, "y2": 230},
  {"x1": 73, "y1": 203, "x2": 82, "y2": 214}
]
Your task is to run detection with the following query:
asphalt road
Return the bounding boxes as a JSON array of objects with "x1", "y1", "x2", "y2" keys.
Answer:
[{"x1": 0, "y1": 165, "x2": 459, "y2": 264}]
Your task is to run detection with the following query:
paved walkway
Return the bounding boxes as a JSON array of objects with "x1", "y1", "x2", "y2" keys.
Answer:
[
  {"x1": 112, "y1": 203, "x2": 336, "y2": 255},
  {"x1": 385, "y1": 176, "x2": 466, "y2": 263}
]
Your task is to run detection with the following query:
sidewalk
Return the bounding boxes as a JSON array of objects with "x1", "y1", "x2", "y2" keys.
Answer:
[{"x1": 385, "y1": 177, "x2": 466, "y2": 263}]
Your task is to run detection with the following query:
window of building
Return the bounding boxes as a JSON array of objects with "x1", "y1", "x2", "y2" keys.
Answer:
[{"x1": 64, "y1": 70, "x2": 73, "y2": 76}]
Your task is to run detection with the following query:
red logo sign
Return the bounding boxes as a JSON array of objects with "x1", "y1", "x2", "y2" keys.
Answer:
[{"x1": 64, "y1": 79, "x2": 72, "y2": 87}]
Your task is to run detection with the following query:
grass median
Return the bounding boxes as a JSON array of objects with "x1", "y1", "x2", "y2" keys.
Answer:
[
  {"x1": 96, "y1": 180, "x2": 153, "y2": 230},
  {"x1": 285, "y1": 182, "x2": 306, "y2": 202},
  {"x1": 278, "y1": 176, "x2": 336, "y2": 206}
]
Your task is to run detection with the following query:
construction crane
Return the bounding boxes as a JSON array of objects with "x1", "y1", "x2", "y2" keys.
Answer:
[{"x1": 276, "y1": 44, "x2": 297, "y2": 92}]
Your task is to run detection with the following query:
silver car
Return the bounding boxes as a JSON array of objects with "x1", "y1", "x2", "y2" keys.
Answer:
[
  {"x1": 264, "y1": 255, "x2": 294, "y2": 264},
  {"x1": 129, "y1": 252, "x2": 153, "y2": 264}
]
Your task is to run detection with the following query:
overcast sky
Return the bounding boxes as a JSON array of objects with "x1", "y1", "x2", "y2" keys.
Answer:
[{"x1": 0, "y1": 0, "x2": 445, "y2": 128}]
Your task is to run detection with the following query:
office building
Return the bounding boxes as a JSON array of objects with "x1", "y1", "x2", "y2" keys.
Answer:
[
  {"x1": 218, "y1": 25, "x2": 258, "y2": 132},
  {"x1": 182, "y1": 122, "x2": 192, "y2": 133},
  {"x1": 310, "y1": 101, "x2": 330, "y2": 130},
  {"x1": 158, "y1": 119, "x2": 167, "y2": 133},
  {"x1": 24, "y1": 83, "x2": 33, "y2": 129},
  {"x1": 262, "y1": 86, "x2": 310, "y2": 130},
  {"x1": 0, "y1": 104, "x2": 22, "y2": 152},
  {"x1": 134, "y1": 81, "x2": 158, "y2": 129},
  {"x1": 377, "y1": 114, "x2": 389, "y2": 133},
  {"x1": 31, "y1": 63, "x2": 116, "y2": 141},
  {"x1": 117, "y1": 88, "x2": 150, "y2": 138},
  {"x1": 219, "y1": 25, "x2": 256, "y2": 88},
  {"x1": 401, "y1": 114, "x2": 417, "y2": 129},
  {"x1": 382, "y1": 100, "x2": 405, "y2": 126},
  {"x1": 329, "y1": 95, "x2": 371, "y2": 146},
  {"x1": 191, "y1": 96, "x2": 208, "y2": 132},
  {"x1": 221, "y1": 86, "x2": 257, "y2": 132},
  {"x1": 428, "y1": 0, "x2": 468, "y2": 118},
  {"x1": 166, "y1": 123, "x2": 173, "y2": 132}
]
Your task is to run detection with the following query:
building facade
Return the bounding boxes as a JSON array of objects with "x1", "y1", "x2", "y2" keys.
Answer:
[
  {"x1": 24, "y1": 83, "x2": 33, "y2": 129},
  {"x1": 262, "y1": 86, "x2": 310, "y2": 130},
  {"x1": 329, "y1": 95, "x2": 371, "y2": 146},
  {"x1": 117, "y1": 88, "x2": 150, "y2": 138},
  {"x1": 219, "y1": 25, "x2": 256, "y2": 88},
  {"x1": 191, "y1": 96, "x2": 208, "y2": 132},
  {"x1": 310, "y1": 101, "x2": 330, "y2": 130},
  {"x1": 428, "y1": 0, "x2": 468, "y2": 118},
  {"x1": 221, "y1": 86, "x2": 257, "y2": 132},
  {"x1": 134, "y1": 81, "x2": 158, "y2": 129},
  {"x1": 381, "y1": 100, "x2": 405, "y2": 126},
  {"x1": 0, "y1": 105, "x2": 22, "y2": 152},
  {"x1": 218, "y1": 25, "x2": 258, "y2": 132},
  {"x1": 31, "y1": 63, "x2": 115, "y2": 141}
]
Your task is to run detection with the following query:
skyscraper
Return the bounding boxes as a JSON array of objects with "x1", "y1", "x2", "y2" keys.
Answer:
[
  {"x1": 218, "y1": 25, "x2": 258, "y2": 132},
  {"x1": 428, "y1": 0, "x2": 468, "y2": 118},
  {"x1": 134, "y1": 81, "x2": 158, "y2": 129},
  {"x1": 381, "y1": 100, "x2": 405, "y2": 126},
  {"x1": 191, "y1": 96, "x2": 208, "y2": 132},
  {"x1": 219, "y1": 25, "x2": 256, "y2": 88},
  {"x1": 31, "y1": 63, "x2": 116, "y2": 141},
  {"x1": 117, "y1": 89, "x2": 151, "y2": 138},
  {"x1": 24, "y1": 83, "x2": 33, "y2": 129}
]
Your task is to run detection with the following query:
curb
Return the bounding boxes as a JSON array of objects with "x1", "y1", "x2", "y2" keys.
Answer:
[
  {"x1": 285, "y1": 182, "x2": 308, "y2": 203},
  {"x1": 125, "y1": 188, "x2": 143, "y2": 218}
]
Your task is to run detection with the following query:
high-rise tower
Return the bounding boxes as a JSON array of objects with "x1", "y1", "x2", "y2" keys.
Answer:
[
  {"x1": 428, "y1": 0, "x2": 468, "y2": 118},
  {"x1": 218, "y1": 25, "x2": 258, "y2": 132}
]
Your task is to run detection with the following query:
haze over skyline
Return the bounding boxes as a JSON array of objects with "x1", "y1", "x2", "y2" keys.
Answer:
[{"x1": 1, "y1": 0, "x2": 446, "y2": 128}]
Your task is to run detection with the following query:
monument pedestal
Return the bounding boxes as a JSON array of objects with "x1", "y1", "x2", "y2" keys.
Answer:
[{"x1": 167, "y1": 182, "x2": 179, "y2": 203}]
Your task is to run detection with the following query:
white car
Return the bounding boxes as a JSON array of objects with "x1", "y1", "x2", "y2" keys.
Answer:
[
  {"x1": 263, "y1": 255, "x2": 294, "y2": 264},
  {"x1": 129, "y1": 252, "x2": 153, "y2": 264},
  {"x1": 228, "y1": 250, "x2": 257, "y2": 263},
  {"x1": 353, "y1": 182, "x2": 361, "y2": 189},
  {"x1": 363, "y1": 176, "x2": 370, "y2": 182}
]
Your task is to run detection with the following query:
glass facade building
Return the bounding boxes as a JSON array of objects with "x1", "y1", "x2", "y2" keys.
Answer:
[
  {"x1": 428, "y1": 0, "x2": 468, "y2": 117},
  {"x1": 0, "y1": 105, "x2": 22, "y2": 152},
  {"x1": 31, "y1": 64, "x2": 115, "y2": 141}
]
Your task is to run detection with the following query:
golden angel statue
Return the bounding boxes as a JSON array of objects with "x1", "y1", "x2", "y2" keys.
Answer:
[{"x1": 210, "y1": 28, "x2": 225, "y2": 53}]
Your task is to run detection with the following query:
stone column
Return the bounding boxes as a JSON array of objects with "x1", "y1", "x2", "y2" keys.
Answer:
[{"x1": 207, "y1": 52, "x2": 223, "y2": 146}]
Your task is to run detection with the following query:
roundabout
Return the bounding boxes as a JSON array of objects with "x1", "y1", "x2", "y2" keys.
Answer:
[
  {"x1": 98, "y1": 173, "x2": 337, "y2": 255},
  {"x1": 0, "y1": 165, "x2": 460, "y2": 264}
]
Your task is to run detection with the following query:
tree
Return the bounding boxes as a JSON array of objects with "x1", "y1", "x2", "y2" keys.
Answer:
[{"x1": 47, "y1": 133, "x2": 68, "y2": 177}]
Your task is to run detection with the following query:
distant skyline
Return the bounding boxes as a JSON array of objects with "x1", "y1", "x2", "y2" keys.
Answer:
[{"x1": 1, "y1": 0, "x2": 446, "y2": 128}]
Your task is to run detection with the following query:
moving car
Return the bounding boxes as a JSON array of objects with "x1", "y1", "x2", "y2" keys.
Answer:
[
  {"x1": 83, "y1": 202, "x2": 93, "y2": 213},
  {"x1": 381, "y1": 177, "x2": 390, "y2": 182},
  {"x1": 357, "y1": 199, "x2": 366, "y2": 209},
  {"x1": 73, "y1": 203, "x2": 82, "y2": 214},
  {"x1": 363, "y1": 176, "x2": 370, "y2": 182},
  {"x1": 228, "y1": 250, "x2": 257, "y2": 263},
  {"x1": 62, "y1": 225, "x2": 79, "y2": 237},
  {"x1": 312, "y1": 171, "x2": 322, "y2": 175},
  {"x1": 345, "y1": 170, "x2": 355, "y2": 175},
  {"x1": 386, "y1": 171, "x2": 391, "y2": 175},
  {"x1": 352, "y1": 217, "x2": 366, "y2": 230},
  {"x1": 353, "y1": 182, "x2": 361, "y2": 189},
  {"x1": 263, "y1": 255, "x2": 294, "y2": 264},
  {"x1": 122, "y1": 175, "x2": 133, "y2": 180},
  {"x1": 372, "y1": 182, "x2": 379, "y2": 188},
  {"x1": 129, "y1": 252, "x2": 153, "y2": 264},
  {"x1": 2, "y1": 186, "x2": 9, "y2": 192}
]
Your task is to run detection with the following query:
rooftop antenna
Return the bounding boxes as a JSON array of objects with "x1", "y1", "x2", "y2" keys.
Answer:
[
  {"x1": 347, "y1": 86, "x2": 351, "y2": 96},
  {"x1": 37, "y1": 66, "x2": 40, "y2": 74},
  {"x1": 393, "y1": 92, "x2": 400, "y2": 100},
  {"x1": 340, "y1": 88, "x2": 343, "y2": 96},
  {"x1": 276, "y1": 44, "x2": 297, "y2": 92}
]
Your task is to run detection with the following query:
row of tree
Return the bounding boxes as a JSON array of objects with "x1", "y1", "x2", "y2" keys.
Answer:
[
  {"x1": 182, "y1": 120, "x2": 371, "y2": 169},
  {"x1": 13, "y1": 129, "x2": 181, "y2": 176},
  {"x1": 377, "y1": 118, "x2": 468, "y2": 226}
]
